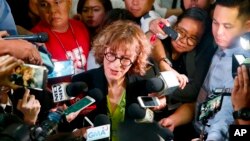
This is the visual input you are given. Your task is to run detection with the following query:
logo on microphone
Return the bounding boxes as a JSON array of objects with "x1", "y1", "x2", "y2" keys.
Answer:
[{"x1": 86, "y1": 124, "x2": 110, "y2": 141}]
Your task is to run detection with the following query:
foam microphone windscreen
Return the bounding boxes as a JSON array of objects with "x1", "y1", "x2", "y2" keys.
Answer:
[
  {"x1": 145, "y1": 78, "x2": 164, "y2": 93},
  {"x1": 88, "y1": 88, "x2": 104, "y2": 103},
  {"x1": 66, "y1": 82, "x2": 88, "y2": 97},
  {"x1": 128, "y1": 103, "x2": 146, "y2": 119},
  {"x1": 94, "y1": 114, "x2": 110, "y2": 127}
]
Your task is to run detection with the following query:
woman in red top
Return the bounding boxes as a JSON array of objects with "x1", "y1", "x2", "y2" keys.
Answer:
[{"x1": 32, "y1": 0, "x2": 90, "y2": 73}]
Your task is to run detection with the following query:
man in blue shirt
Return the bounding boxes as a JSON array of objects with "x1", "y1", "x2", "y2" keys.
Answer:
[
  {"x1": 0, "y1": 0, "x2": 42, "y2": 64},
  {"x1": 0, "y1": 0, "x2": 17, "y2": 35},
  {"x1": 158, "y1": 0, "x2": 250, "y2": 140}
]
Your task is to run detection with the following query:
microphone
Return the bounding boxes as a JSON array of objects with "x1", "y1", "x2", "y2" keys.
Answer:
[
  {"x1": 30, "y1": 89, "x2": 104, "y2": 141},
  {"x1": 128, "y1": 103, "x2": 154, "y2": 123},
  {"x1": 3, "y1": 32, "x2": 49, "y2": 43},
  {"x1": 51, "y1": 82, "x2": 88, "y2": 103},
  {"x1": 86, "y1": 114, "x2": 111, "y2": 141},
  {"x1": 146, "y1": 71, "x2": 180, "y2": 96}
]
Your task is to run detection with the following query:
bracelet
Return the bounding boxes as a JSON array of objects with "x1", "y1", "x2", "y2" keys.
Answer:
[{"x1": 158, "y1": 57, "x2": 172, "y2": 67}]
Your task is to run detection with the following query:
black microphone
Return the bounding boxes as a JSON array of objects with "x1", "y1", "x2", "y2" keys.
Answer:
[
  {"x1": 51, "y1": 82, "x2": 88, "y2": 102},
  {"x1": 3, "y1": 32, "x2": 49, "y2": 43},
  {"x1": 128, "y1": 103, "x2": 154, "y2": 123},
  {"x1": 146, "y1": 78, "x2": 165, "y2": 94},
  {"x1": 94, "y1": 114, "x2": 111, "y2": 127}
]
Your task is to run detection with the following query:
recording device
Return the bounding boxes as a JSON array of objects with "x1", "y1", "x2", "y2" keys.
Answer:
[
  {"x1": 159, "y1": 23, "x2": 179, "y2": 40},
  {"x1": 86, "y1": 114, "x2": 111, "y2": 141},
  {"x1": 30, "y1": 109, "x2": 64, "y2": 141},
  {"x1": 197, "y1": 95, "x2": 223, "y2": 123},
  {"x1": 48, "y1": 60, "x2": 74, "y2": 79},
  {"x1": 51, "y1": 82, "x2": 88, "y2": 102},
  {"x1": 137, "y1": 96, "x2": 160, "y2": 108},
  {"x1": 146, "y1": 71, "x2": 180, "y2": 96},
  {"x1": 232, "y1": 54, "x2": 250, "y2": 78},
  {"x1": 128, "y1": 103, "x2": 154, "y2": 123},
  {"x1": 11, "y1": 64, "x2": 48, "y2": 91},
  {"x1": 3, "y1": 32, "x2": 49, "y2": 43},
  {"x1": 64, "y1": 88, "x2": 103, "y2": 116}
]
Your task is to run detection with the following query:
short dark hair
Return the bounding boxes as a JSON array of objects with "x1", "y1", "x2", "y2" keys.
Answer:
[
  {"x1": 77, "y1": 0, "x2": 113, "y2": 14},
  {"x1": 215, "y1": 0, "x2": 250, "y2": 21}
]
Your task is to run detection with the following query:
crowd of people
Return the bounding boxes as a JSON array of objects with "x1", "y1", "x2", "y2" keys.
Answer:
[{"x1": 1, "y1": 0, "x2": 250, "y2": 141}]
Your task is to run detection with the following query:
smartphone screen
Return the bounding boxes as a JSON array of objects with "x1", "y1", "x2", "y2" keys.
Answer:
[
  {"x1": 64, "y1": 96, "x2": 95, "y2": 116},
  {"x1": 11, "y1": 64, "x2": 48, "y2": 91},
  {"x1": 138, "y1": 96, "x2": 160, "y2": 108},
  {"x1": 198, "y1": 95, "x2": 223, "y2": 122},
  {"x1": 48, "y1": 60, "x2": 74, "y2": 79}
]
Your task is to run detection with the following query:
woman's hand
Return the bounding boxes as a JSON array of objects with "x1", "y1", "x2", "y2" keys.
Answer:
[{"x1": 171, "y1": 69, "x2": 188, "y2": 89}]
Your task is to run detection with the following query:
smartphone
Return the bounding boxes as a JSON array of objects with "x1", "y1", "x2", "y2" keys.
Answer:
[
  {"x1": 198, "y1": 95, "x2": 223, "y2": 122},
  {"x1": 161, "y1": 25, "x2": 179, "y2": 40},
  {"x1": 232, "y1": 54, "x2": 250, "y2": 78},
  {"x1": 48, "y1": 60, "x2": 74, "y2": 79},
  {"x1": 137, "y1": 96, "x2": 160, "y2": 108},
  {"x1": 64, "y1": 96, "x2": 95, "y2": 116},
  {"x1": 11, "y1": 64, "x2": 48, "y2": 91}
]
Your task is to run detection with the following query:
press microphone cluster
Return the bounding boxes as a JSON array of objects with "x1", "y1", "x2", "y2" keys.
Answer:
[
  {"x1": 146, "y1": 71, "x2": 180, "y2": 96},
  {"x1": 30, "y1": 87, "x2": 104, "y2": 141},
  {"x1": 3, "y1": 32, "x2": 49, "y2": 43}
]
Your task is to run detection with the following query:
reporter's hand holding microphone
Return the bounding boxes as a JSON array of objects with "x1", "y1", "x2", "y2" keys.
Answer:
[{"x1": 0, "y1": 30, "x2": 42, "y2": 65}]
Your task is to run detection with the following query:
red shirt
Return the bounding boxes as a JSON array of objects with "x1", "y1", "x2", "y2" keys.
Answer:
[{"x1": 32, "y1": 19, "x2": 90, "y2": 71}]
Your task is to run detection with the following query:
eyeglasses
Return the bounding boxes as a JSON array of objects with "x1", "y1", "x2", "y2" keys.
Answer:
[
  {"x1": 104, "y1": 52, "x2": 133, "y2": 67},
  {"x1": 174, "y1": 26, "x2": 199, "y2": 46}
]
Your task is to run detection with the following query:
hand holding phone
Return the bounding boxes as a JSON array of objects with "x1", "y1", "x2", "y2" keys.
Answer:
[{"x1": 198, "y1": 95, "x2": 223, "y2": 122}]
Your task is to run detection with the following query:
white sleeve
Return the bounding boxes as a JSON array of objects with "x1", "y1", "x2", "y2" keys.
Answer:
[{"x1": 140, "y1": 10, "x2": 161, "y2": 33}]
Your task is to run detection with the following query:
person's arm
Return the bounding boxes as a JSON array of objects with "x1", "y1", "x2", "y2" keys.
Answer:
[
  {"x1": 0, "y1": 39, "x2": 42, "y2": 65},
  {"x1": 158, "y1": 102, "x2": 195, "y2": 131},
  {"x1": 232, "y1": 65, "x2": 250, "y2": 125}
]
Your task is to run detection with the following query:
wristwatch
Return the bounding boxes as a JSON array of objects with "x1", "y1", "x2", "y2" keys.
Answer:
[
  {"x1": 159, "y1": 57, "x2": 172, "y2": 67},
  {"x1": 233, "y1": 108, "x2": 250, "y2": 120}
]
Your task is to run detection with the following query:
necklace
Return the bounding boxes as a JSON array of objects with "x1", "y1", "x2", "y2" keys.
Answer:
[{"x1": 50, "y1": 22, "x2": 84, "y2": 69}]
